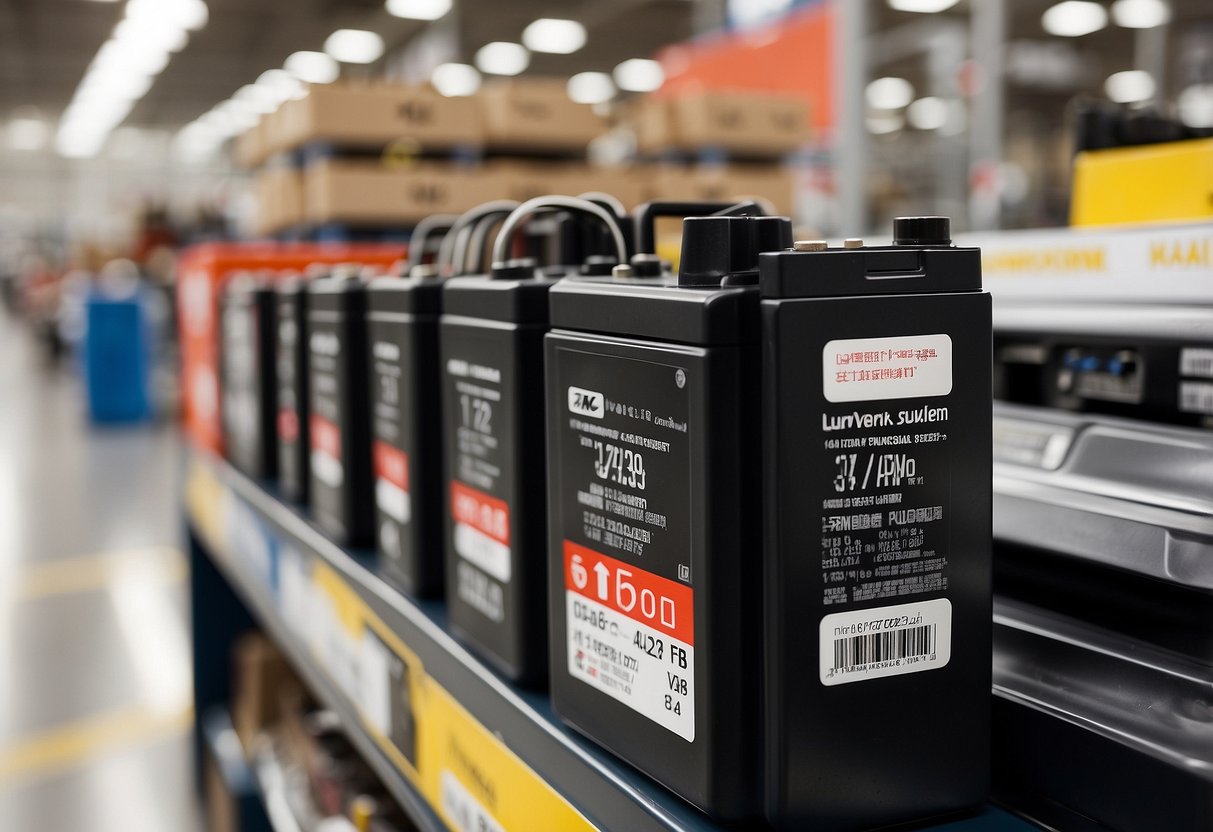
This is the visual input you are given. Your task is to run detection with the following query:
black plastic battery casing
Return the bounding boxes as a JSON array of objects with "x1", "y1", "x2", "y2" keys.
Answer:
[
  {"x1": 220, "y1": 278, "x2": 278, "y2": 480},
  {"x1": 439, "y1": 271, "x2": 559, "y2": 684},
  {"x1": 760, "y1": 234, "x2": 991, "y2": 831},
  {"x1": 544, "y1": 215, "x2": 791, "y2": 820},
  {"x1": 306, "y1": 276, "x2": 373, "y2": 546},
  {"x1": 366, "y1": 276, "x2": 445, "y2": 597},
  {"x1": 275, "y1": 277, "x2": 309, "y2": 505}
]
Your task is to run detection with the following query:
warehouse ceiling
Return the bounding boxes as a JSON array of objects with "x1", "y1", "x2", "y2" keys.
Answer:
[
  {"x1": 0, "y1": 0, "x2": 696, "y2": 129},
  {"x1": 0, "y1": 0, "x2": 1210, "y2": 136}
]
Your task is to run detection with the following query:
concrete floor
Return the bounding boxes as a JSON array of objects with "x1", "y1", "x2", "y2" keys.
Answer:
[{"x1": 0, "y1": 311, "x2": 201, "y2": 831}]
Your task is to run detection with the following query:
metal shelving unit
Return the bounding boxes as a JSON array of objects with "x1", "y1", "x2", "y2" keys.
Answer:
[{"x1": 185, "y1": 449, "x2": 1039, "y2": 832}]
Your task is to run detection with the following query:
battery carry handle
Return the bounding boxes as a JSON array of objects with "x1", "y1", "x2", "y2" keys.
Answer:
[
  {"x1": 633, "y1": 200, "x2": 763, "y2": 255},
  {"x1": 405, "y1": 214, "x2": 459, "y2": 272},
  {"x1": 437, "y1": 200, "x2": 521, "y2": 277},
  {"x1": 492, "y1": 196, "x2": 629, "y2": 270}
]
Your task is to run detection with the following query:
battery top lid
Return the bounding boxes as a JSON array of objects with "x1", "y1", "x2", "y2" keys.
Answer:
[{"x1": 759, "y1": 216, "x2": 982, "y2": 299}]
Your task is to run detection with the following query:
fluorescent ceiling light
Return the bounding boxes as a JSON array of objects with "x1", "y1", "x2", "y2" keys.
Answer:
[
  {"x1": 475, "y1": 41, "x2": 530, "y2": 76},
  {"x1": 257, "y1": 69, "x2": 306, "y2": 102},
  {"x1": 7, "y1": 117, "x2": 49, "y2": 151},
  {"x1": 127, "y1": 0, "x2": 207, "y2": 31},
  {"x1": 284, "y1": 51, "x2": 339, "y2": 85},
  {"x1": 865, "y1": 76, "x2": 914, "y2": 110},
  {"x1": 1042, "y1": 1, "x2": 1108, "y2": 37},
  {"x1": 95, "y1": 40, "x2": 171, "y2": 77},
  {"x1": 1178, "y1": 84, "x2": 1213, "y2": 129},
  {"x1": 235, "y1": 83, "x2": 278, "y2": 114},
  {"x1": 613, "y1": 58, "x2": 664, "y2": 93},
  {"x1": 888, "y1": 0, "x2": 959, "y2": 11},
  {"x1": 324, "y1": 29, "x2": 384, "y2": 64},
  {"x1": 431, "y1": 63, "x2": 481, "y2": 97},
  {"x1": 114, "y1": 18, "x2": 188, "y2": 53},
  {"x1": 567, "y1": 71, "x2": 614, "y2": 104},
  {"x1": 385, "y1": 0, "x2": 451, "y2": 21},
  {"x1": 1105, "y1": 69, "x2": 1156, "y2": 103},
  {"x1": 522, "y1": 18, "x2": 586, "y2": 55},
  {"x1": 866, "y1": 112, "x2": 905, "y2": 134},
  {"x1": 1110, "y1": 0, "x2": 1170, "y2": 28},
  {"x1": 907, "y1": 96, "x2": 948, "y2": 129},
  {"x1": 82, "y1": 69, "x2": 154, "y2": 101}
]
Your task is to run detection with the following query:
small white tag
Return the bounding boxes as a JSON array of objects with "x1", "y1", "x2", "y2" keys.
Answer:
[{"x1": 823, "y1": 334, "x2": 953, "y2": 403}]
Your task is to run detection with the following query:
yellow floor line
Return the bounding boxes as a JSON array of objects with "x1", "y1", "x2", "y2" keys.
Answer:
[
  {"x1": 0, "y1": 704, "x2": 194, "y2": 785},
  {"x1": 14, "y1": 546, "x2": 186, "y2": 601}
]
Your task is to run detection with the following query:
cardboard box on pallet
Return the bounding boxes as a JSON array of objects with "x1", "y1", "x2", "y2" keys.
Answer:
[
  {"x1": 626, "y1": 92, "x2": 809, "y2": 157},
  {"x1": 303, "y1": 159, "x2": 506, "y2": 226},
  {"x1": 645, "y1": 162, "x2": 795, "y2": 216},
  {"x1": 274, "y1": 82, "x2": 484, "y2": 154},
  {"x1": 480, "y1": 78, "x2": 607, "y2": 151},
  {"x1": 234, "y1": 117, "x2": 267, "y2": 168},
  {"x1": 252, "y1": 166, "x2": 304, "y2": 237}
]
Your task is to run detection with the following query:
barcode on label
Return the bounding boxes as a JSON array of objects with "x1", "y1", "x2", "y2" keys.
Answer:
[
  {"x1": 819, "y1": 598, "x2": 951, "y2": 686},
  {"x1": 832, "y1": 624, "x2": 936, "y2": 671}
]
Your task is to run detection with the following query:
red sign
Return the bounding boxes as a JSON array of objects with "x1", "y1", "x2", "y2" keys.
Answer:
[
  {"x1": 450, "y1": 481, "x2": 510, "y2": 545},
  {"x1": 564, "y1": 540, "x2": 695, "y2": 646},
  {"x1": 277, "y1": 408, "x2": 299, "y2": 443},
  {"x1": 310, "y1": 414, "x2": 341, "y2": 459},
  {"x1": 373, "y1": 441, "x2": 409, "y2": 491}
]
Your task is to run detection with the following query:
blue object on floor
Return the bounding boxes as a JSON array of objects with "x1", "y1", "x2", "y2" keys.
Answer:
[{"x1": 82, "y1": 288, "x2": 153, "y2": 423}]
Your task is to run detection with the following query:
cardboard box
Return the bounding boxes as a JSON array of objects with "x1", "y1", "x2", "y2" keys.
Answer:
[
  {"x1": 233, "y1": 118, "x2": 266, "y2": 169},
  {"x1": 628, "y1": 92, "x2": 809, "y2": 157},
  {"x1": 480, "y1": 78, "x2": 607, "y2": 151},
  {"x1": 274, "y1": 82, "x2": 483, "y2": 153},
  {"x1": 252, "y1": 166, "x2": 304, "y2": 236},
  {"x1": 231, "y1": 633, "x2": 296, "y2": 751},
  {"x1": 650, "y1": 163, "x2": 795, "y2": 216},
  {"x1": 303, "y1": 159, "x2": 506, "y2": 226}
]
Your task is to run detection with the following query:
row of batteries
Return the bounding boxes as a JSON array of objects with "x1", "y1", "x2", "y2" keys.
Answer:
[{"x1": 219, "y1": 196, "x2": 992, "y2": 831}]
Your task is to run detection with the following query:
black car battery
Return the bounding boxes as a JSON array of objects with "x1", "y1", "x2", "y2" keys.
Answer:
[
  {"x1": 365, "y1": 205, "x2": 517, "y2": 598},
  {"x1": 275, "y1": 274, "x2": 310, "y2": 505},
  {"x1": 545, "y1": 205, "x2": 790, "y2": 820},
  {"x1": 220, "y1": 272, "x2": 278, "y2": 480},
  {"x1": 307, "y1": 267, "x2": 374, "y2": 546},
  {"x1": 760, "y1": 217, "x2": 991, "y2": 831},
  {"x1": 441, "y1": 196, "x2": 629, "y2": 684}
]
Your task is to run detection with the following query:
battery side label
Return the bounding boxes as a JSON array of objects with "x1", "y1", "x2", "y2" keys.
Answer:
[
  {"x1": 310, "y1": 413, "x2": 343, "y2": 487},
  {"x1": 276, "y1": 299, "x2": 303, "y2": 495},
  {"x1": 819, "y1": 598, "x2": 951, "y2": 686},
  {"x1": 445, "y1": 348, "x2": 512, "y2": 628},
  {"x1": 1180, "y1": 381, "x2": 1213, "y2": 415},
  {"x1": 565, "y1": 542, "x2": 695, "y2": 741},
  {"x1": 1181, "y1": 348, "x2": 1213, "y2": 379},
  {"x1": 374, "y1": 441, "x2": 410, "y2": 523},
  {"x1": 823, "y1": 334, "x2": 953, "y2": 403},
  {"x1": 555, "y1": 348, "x2": 694, "y2": 740},
  {"x1": 221, "y1": 302, "x2": 259, "y2": 470}
]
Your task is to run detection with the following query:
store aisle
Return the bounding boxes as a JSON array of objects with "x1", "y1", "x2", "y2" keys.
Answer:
[{"x1": 0, "y1": 313, "x2": 200, "y2": 831}]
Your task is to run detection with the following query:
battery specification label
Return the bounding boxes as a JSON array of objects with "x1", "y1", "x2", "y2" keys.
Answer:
[
  {"x1": 370, "y1": 329, "x2": 413, "y2": 568},
  {"x1": 556, "y1": 348, "x2": 695, "y2": 741},
  {"x1": 446, "y1": 355, "x2": 511, "y2": 623},
  {"x1": 818, "y1": 333, "x2": 954, "y2": 683}
]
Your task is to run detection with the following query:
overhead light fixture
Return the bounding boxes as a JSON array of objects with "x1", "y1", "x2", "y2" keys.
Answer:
[
  {"x1": 613, "y1": 58, "x2": 664, "y2": 93},
  {"x1": 866, "y1": 112, "x2": 905, "y2": 135},
  {"x1": 1041, "y1": 1, "x2": 1108, "y2": 37},
  {"x1": 475, "y1": 42, "x2": 530, "y2": 76},
  {"x1": 887, "y1": 0, "x2": 959, "y2": 12},
  {"x1": 907, "y1": 96, "x2": 948, "y2": 130},
  {"x1": 522, "y1": 18, "x2": 586, "y2": 55},
  {"x1": 567, "y1": 71, "x2": 614, "y2": 105},
  {"x1": 865, "y1": 76, "x2": 914, "y2": 110},
  {"x1": 256, "y1": 69, "x2": 306, "y2": 103},
  {"x1": 385, "y1": 0, "x2": 451, "y2": 21},
  {"x1": 113, "y1": 17, "x2": 187, "y2": 53},
  {"x1": 284, "y1": 51, "x2": 339, "y2": 85},
  {"x1": 431, "y1": 63, "x2": 482, "y2": 97},
  {"x1": 7, "y1": 116, "x2": 49, "y2": 152},
  {"x1": 1178, "y1": 84, "x2": 1213, "y2": 129},
  {"x1": 1110, "y1": 0, "x2": 1170, "y2": 29},
  {"x1": 324, "y1": 29, "x2": 385, "y2": 64},
  {"x1": 1105, "y1": 69, "x2": 1156, "y2": 103}
]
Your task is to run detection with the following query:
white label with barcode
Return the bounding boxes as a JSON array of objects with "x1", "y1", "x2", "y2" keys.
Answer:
[{"x1": 819, "y1": 598, "x2": 951, "y2": 686}]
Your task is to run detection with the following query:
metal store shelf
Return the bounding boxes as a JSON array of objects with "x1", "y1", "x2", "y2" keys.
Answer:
[{"x1": 185, "y1": 449, "x2": 1039, "y2": 832}]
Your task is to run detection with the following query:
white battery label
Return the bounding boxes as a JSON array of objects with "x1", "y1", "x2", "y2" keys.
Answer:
[
  {"x1": 563, "y1": 541, "x2": 695, "y2": 741},
  {"x1": 823, "y1": 334, "x2": 953, "y2": 403},
  {"x1": 1180, "y1": 348, "x2": 1213, "y2": 379},
  {"x1": 310, "y1": 414, "x2": 344, "y2": 486},
  {"x1": 820, "y1": 598, "x2": 952, "y2": 686},
  {"x1": 450, "y1": 482, "x2": 512, "y2": 583},
  {"x1": 373, "y1": 441, "x2": 411, "y2": 523},
  {"x1": 1180, "y1": 381, "x2": 1213, "y2": 415}
]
